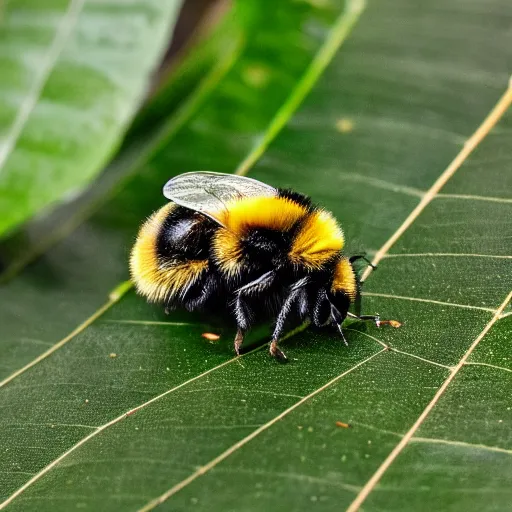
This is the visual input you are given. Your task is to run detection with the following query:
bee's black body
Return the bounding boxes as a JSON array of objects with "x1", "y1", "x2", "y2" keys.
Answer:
[{"x1": 131, "y1": 172, "x2": 378, "y2": 361}]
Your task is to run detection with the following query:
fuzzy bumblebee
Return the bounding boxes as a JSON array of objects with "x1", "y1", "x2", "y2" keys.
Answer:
[{"x1": 130, "y1": 172, "x2": 380, "y2": 361}]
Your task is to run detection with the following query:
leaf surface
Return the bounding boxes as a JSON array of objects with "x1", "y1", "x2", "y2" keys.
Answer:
[
  {"x1": 0, "y1": 0, "x2": 183, "y2": 236},
  {"x1": 1, "y1": 0, "x2": 511, "y2": 511}
]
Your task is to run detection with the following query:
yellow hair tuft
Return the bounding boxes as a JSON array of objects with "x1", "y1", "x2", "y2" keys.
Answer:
[
  {"x1": 213, "y1": 196, "x2": 308, "y2": 276},
  {"x1": 130, "y1": 203, "x2": 208, "y2": 302},
  {"x1": 218, "y1": 196, "x2": 308, "y2": 234},
  {"x1": 289, "y1": 209, "x2": 344, "y2": 269},
  {"x1": 331, "y1": 257, "x2": 357, "y2": 301}
]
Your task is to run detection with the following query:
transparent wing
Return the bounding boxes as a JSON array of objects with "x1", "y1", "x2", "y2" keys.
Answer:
[{"x1": 163, "y1": 171, "x2": 277, "y2": 226}]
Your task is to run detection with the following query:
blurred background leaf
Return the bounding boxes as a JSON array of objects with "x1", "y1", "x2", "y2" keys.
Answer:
[
  {"x1": 0, "y1": 0, "x2": 183, "y2": 237},
  {"x1": 0, "y1": 0, "x2": 511, "y2": 511}
]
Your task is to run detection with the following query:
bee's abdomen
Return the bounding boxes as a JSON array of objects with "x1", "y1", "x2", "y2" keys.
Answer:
[
  {"x1": 156, "y1": 205, "x2": 215, "y2": 262},
  {"x1": 130, "y1": 204, "x2": 215, "y2": 304}
]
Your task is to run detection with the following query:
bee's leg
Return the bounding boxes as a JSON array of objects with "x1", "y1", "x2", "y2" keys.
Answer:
[
  {"x1": 270, "y1": 278, "x2": 309, "y2": 363},
  {"x1": 313, "y1": 288, "x2": 334, "y2": 327},
  {"x1": 269, "y1": 339, "x2": 288, "y2": 363},
  {"x1": 232, "y1": 271, "x2": 276, "y2": 356},
  {"x1": 330, "y1": 306, "x2": 349, "y2": 346},
  {"x1": 234, "y1": 328, "x2": 245, "y2": 356},
  {"x1": 233, "y1": 295, "x2": 251, "y2": 354},
  {"x1": 235, "y1": 271, "x2": 275, "y2": 296},
  {"x1": 297, "y1": 287, "x2": 310, "y2": 318},
  {"x1": 347, "y1": 311, "x2": 381, "y2": 327}
]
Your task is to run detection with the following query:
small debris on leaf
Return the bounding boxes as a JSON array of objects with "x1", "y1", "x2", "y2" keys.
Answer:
[
  {"x1": 380, "y1": 319, "x2": 402, "y2": 328},
  {"x1": 201, "y1": 332, "x2": 220, "y2": 341},
  {"x1": 109, "y1": 353, "x2": 117, "y2": 358}
]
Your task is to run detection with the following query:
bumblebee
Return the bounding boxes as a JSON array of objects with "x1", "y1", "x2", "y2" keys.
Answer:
[{"x1": 130, "y1": 172, "x2": 380, "y2": 362}]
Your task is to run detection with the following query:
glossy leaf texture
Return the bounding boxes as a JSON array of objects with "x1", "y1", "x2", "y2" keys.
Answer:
[
  {"x1": 0, "y1": 0, "x2": 511, "y2": 511},
  {"x1": 0, "y1": 0, "x2": 183, "y2": 237}
]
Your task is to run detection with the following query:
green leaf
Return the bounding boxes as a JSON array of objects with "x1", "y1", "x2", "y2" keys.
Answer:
[
  {"x1": 0, "y1": 0, "x2": 183, "y2": 237},
  {"x1": 0, "y1": 2, "x2": 246, "y2": 278},
  {"x1": 1, "y1": 0, "x2": 511, "y2": 511}
]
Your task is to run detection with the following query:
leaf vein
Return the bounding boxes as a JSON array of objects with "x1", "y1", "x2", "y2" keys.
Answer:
[
  {"x1": 0, "y1": 292, "x2": 126, "y2": 389},
  {"x1": 4, "y1": 423, "x2": 98, "y2": 430},
  {"x1": 136, "y1": 349, "x2": 387, "y2": 512},
  {"x1": 463, "y1": 362, "x2": 512, "y2": 374},
  {"x1": 383, "y1": 253, "x2": 512, "y2": 260},
  {"x1": 0, "y1": 0, "x2": 86, "y2": 173},
  {"x1": 329, "y1": 171, "x2": 425, "y2": 198},
  {"x1": 411, "y1": 437, "x2": 512, "y2": 455},
  {"x1": 361, "y1": 82, "x2": 512, "y2": 281},
  {"x1": 437, "y1": 193, "x2": 512, "y2": 204},
  {"x1": 180, "y1": 387, "x2": 304, "y2": 399},
  {"x1": 361, "y1": 292, "x2": 496, "y2": 313},
  {"x1": 346, "y1": 290, "x2": 512, "y2": 511},
  {"x1": 213, "y1": 467, "x2": 361, "y2": 493},
  {"x1": 0, "y1": 353, "x2": 245, "y2": 510}
]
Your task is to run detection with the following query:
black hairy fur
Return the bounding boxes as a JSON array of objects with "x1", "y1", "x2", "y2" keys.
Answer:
[{"x1": 153, "y1": 201, "x2": 362, "y2": 361}]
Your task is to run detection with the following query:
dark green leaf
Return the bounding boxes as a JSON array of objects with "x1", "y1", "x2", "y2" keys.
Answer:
[{"x1": 0, "y1": 0, "x2": 511, "y2": 511}]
